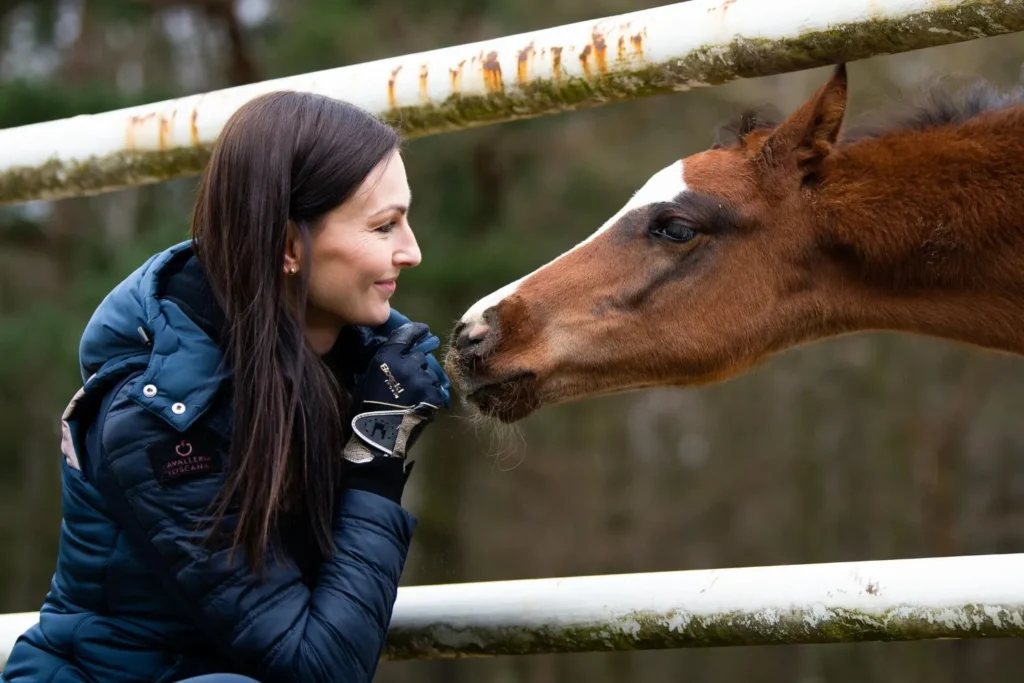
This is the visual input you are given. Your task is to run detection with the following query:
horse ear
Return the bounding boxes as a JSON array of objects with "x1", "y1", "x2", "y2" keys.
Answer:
[{"x1": 760, "y1": 63, "x2": 848, "y2": 177}]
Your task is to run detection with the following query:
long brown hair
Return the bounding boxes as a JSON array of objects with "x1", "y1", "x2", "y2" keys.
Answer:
[{"x1": 190, "y1": 90, "x2": 400, "y2": 569}]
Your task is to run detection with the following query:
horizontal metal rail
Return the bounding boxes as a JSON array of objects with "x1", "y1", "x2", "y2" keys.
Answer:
[
  {"x1": 3, "y1": 552, "x2": 1023, "y2": 667},
  {"x1": 3, "y1": 0, "x2": 1024, "y2": 205}
]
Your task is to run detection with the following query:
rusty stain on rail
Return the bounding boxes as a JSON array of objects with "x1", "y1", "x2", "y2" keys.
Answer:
[
  {"x1": 388, "y1": 65, "x2": 403, "y2": 111},
  {"x1": 419, "y1": 64, "x2": 430, "y2": 104},
  {"x1": 450, "y1": 60, "x2": 465, "y2": 96},
  {"x1": 592, "y1": 29, "x2": 609, "y2": 74},
  {"x1": 126, "y1": 104, "x2": 204, "y2": 151},
  {"x1": 579, "y1": 28, "x2": 610, "y2": 78},
  {"x1": 482, "y1": 50, "x2": 504, "y2": 93},
  {"x1": 631, "y1": 31, "x2": 645, "y2": 59},
  {"x1": 158, "y1": 110, "x2": 173, "y2": 151},
  {"x1": 517, "y1": 42, "x2": 536, "y2": 86},
  {"x1": 551, "y1": 46, "x2": 564, "y2": 83},
  {"x1": 126, "y1": 112, "x2": 154, "y2": 150}
]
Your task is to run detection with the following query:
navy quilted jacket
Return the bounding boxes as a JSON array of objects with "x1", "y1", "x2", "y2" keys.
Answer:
[{"x1": 1, "y1": 241, "x2": 448, "y2": 683}]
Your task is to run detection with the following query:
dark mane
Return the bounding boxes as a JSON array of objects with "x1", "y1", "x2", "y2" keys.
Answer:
[
  {"x1": 711, "y1": 105, "x2": 783, "y2": 148},
  {"x1": 841, "y1": 73, "x2": 1024, "y2": 142},
  {"x1": 713, "y1": 71, "x2": 1024, "y2": 148}
]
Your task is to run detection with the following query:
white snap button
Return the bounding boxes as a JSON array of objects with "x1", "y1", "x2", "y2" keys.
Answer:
[
  {"x1": 143, "y1": 384, "x2": 157, "y2": 398},
  {"x1": 171, "y1": 402, "x2": 186, "y2": 415}
]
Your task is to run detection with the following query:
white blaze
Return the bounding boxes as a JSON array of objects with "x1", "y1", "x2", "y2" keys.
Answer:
[{"x1": 460, "y1": 159, "x2": 689, "y2": 329}]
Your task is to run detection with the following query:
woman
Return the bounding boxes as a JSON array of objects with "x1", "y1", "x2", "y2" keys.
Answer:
[{"x1": 1, "y1": 91, "x2": 450, "y2": 683}]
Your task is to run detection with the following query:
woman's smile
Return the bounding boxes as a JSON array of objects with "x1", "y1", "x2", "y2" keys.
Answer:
[{"x1": 373, "y1": 278, "x2": 397, "y2": 295}]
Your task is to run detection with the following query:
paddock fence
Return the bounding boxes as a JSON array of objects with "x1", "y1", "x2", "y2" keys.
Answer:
[{"x1": 3, "y1": 0, "x2": 1024, "y2": 667}]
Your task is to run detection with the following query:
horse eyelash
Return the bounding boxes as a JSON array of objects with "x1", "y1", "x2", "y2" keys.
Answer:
[{"x1": 654, "y1": 213, "x2": 702, "y2": 233}]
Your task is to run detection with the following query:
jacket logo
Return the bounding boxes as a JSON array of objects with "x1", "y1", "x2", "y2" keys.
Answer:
[
  {"x1": 380, "y1": 363, "x2": 404, "y2": 399},
  {"x1": 147, "y1": 430, "x2": 222, "y2": 487}
]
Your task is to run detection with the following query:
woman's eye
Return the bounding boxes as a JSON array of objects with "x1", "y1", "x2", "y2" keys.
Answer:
[
  {"x1": 650, "y1": 219, "x2": 697, "y2": 243},
  {"x1": 375, "y1": 220, "x2": 397, "y2": 234}
]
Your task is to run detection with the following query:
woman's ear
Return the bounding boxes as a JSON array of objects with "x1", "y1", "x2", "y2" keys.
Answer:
[{"x1": 283, "y1": 220, "x2": 304, "y2": 275}]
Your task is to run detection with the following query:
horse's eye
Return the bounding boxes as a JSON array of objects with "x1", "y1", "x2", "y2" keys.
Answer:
[{"x1": 650, "y1": 219, "x2": 697, "y2": 244}]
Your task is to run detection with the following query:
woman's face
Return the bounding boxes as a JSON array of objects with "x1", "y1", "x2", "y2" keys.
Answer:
[{"x1": 285, "y1": 150, "x2": 421, "y2": 353}]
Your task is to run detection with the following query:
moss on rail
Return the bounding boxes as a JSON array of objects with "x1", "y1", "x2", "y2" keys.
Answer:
[
  {"x1": 0, "y1": 146, "x2": 214, "y2": 205},
  {"x1": 714, "y1": 0, "x2": 1024, "y2": 80},
  {"x1": 383, "y1": 603, "x2": 1024, "y2": 659},
  {"x1": 3, "y1": 0, "x2": 1024, "y2": 204}
]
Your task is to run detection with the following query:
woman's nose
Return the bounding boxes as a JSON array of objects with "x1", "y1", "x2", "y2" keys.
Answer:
[{"x1": 396, "y1": 226, "x2": 422, "y2": 267}]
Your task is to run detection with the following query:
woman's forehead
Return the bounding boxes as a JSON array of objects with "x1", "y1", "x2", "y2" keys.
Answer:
[{"x1": 337, "y1": 153, "x2": 412, "y2": 219}]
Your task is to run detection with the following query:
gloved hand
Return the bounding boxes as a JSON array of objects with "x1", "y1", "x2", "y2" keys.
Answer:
[
  {"x1": 336, "y1": 309, "x2": 452, "y2": 409},
  {"x1": 342, "y1": 322, "x2": 447, "y2": 464}
]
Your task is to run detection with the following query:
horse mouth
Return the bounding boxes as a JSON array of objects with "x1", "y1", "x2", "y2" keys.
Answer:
[{"x1": 463, "y1": 373, "x2": 541, "y2": 423}]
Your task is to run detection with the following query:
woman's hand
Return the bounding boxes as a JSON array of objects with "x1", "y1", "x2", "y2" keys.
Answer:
[
  {"x1": 333, "y1": 309, "x2": 452, "y2": 409},
  {"x1": 342, "y1": 322, "x2": 446, "y2": 463},
  {"x1": 370, "y1": 309, "x2": 451, "y2": 409}
]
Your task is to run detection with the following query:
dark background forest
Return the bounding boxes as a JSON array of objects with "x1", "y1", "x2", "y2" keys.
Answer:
[{"x1": 3, "y1": 1, "x2": 1024, "y2": 681}]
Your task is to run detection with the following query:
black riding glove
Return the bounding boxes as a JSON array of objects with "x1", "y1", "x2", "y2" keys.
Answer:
[{"x1": 342, "y1": 322, "x2": 446, "y2": 464}]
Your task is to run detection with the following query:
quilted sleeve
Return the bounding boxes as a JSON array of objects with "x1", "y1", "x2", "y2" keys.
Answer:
[{"x1": 93, "y1": 377, "x2": 415, "y2": 683}]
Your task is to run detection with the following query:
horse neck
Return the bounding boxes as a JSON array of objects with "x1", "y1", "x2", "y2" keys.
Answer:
[{"x1": 813, "y1": 108, "x2": 1024, "y2": 355}]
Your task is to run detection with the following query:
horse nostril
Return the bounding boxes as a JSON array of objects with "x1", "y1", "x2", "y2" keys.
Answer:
[{"x1": 455, "y1": 321, "x2": 490, "y2": 354}]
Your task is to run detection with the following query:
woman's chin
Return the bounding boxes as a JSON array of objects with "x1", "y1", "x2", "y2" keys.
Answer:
[
  {"x1": 342, "y1": 299, "x2": 392, "y2": 328},
  {"x1": 362, "y1": 305, "x2": 391, "y2": 328}
]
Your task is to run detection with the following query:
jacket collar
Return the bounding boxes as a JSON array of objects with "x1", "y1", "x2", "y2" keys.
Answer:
[{"x1": 79, "y1": 240, "x2": 229, "y2": 432}]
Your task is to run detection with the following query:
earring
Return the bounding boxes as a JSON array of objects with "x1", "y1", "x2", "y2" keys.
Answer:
[{"x1": 287, "y1": 266, "x2": 298, "y2": 275}]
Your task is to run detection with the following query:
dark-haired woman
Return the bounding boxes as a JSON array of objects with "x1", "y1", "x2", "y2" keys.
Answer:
[{"x1": 1, "y1": 90, "x2": 450, "y2": 683}]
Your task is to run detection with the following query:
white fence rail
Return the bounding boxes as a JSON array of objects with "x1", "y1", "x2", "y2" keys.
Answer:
[
  {"x1": 4, "y1": 0, "x2": 1024, "y2": 204},
  {"x1": 3, "y1": 553, "x2": 1024, "y2": 665}
]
